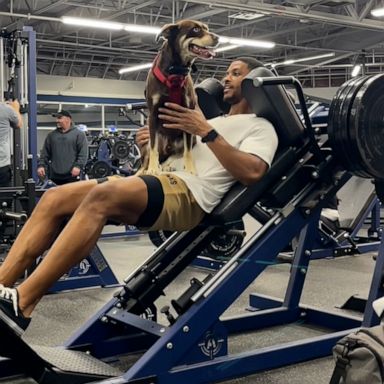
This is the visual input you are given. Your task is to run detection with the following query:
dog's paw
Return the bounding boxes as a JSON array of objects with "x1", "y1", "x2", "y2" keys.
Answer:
[{"x1": 162, "y1": 166, "x2": 176, "y2": 172}]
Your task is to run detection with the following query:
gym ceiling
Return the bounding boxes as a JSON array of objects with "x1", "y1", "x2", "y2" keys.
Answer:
[{"x1": 0, "y1": 0, "x2": 383, "y2": 87}]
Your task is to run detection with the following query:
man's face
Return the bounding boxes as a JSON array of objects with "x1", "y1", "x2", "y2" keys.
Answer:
[
  {"x1": 222, "y1": 60, "x2": 251, "y2": 104},
  {"x1": 56, "y1": 115, "x2": 71, "y2": 130}
]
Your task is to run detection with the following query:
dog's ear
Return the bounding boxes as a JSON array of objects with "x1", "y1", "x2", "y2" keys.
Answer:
[{"x1": 156, "y1": 23, "x2": 178, "y2": 43}]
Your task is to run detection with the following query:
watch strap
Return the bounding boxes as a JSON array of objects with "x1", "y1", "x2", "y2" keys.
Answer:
[{"x1": 201, "y1": 129, "x2": 218, "y2": 143}]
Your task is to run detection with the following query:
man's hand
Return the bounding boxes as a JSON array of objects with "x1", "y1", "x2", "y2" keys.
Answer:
[
  {"x1": 158, "y1": 103, "x2": 212, "y2": 137},
  {"x1": 71, "y1": 167, "x2": 81, "y2": 177},
  {"x1": 37, "y1": 167, "x2": 46, "y2": 178},
  {"x1": 6, "y1": 99, "x2": 20, "y2": 110},
  {"x1": 135, "y1": 126, "x2": 150, "y2": 150},
  {"x1": 9, "y1": 99, "x2": 20, "y2": 112}
]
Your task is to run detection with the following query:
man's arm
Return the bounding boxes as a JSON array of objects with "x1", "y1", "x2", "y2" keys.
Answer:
[
  {"x1": 158, "y1": 103, "x2": 270, "y2": 185},
  {"x1": 6, "y1": 100, "x2": 22, "y2": 129},
  {"x1": 73, "y1": 133, "x2": 88, "y2": 168},
  {"x1": 37, "y1": 135, "x2": 52, "y2": 178},
  {"x1": 72, "y1": 133, "x2": 88, "y2": 176}
]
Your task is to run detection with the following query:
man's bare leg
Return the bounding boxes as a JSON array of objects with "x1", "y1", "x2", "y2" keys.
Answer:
[
  {"x1": 0, "y1": 179, "x2": 99, "y2": 287},
  {"x1": 17, "y1": 176, "x2": 149, "y2": 317}
]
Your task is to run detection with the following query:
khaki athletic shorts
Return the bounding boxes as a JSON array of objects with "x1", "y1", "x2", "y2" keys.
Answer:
[{"x1": 142, "y1": 173, "x2": 205, "y2": 232}]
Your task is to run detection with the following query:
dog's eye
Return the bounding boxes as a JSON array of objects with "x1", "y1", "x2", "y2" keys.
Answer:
[{"x1": 192, "y1": 27, "x2": 201, "y2": 33}]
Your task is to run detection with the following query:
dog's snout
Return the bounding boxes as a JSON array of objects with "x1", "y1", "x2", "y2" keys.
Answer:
[{"x1": 210, "y1": 33, "x2": 220, "y2": 46}]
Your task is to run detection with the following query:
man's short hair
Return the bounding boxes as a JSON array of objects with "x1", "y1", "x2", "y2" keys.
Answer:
[{"x1": 237, "y1": 57, "x2": 264, "y2": 71}]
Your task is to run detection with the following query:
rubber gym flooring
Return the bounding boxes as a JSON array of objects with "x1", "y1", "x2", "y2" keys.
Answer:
[{"x1": 0, "y1": 223, "x2": 377, "y2": 384}]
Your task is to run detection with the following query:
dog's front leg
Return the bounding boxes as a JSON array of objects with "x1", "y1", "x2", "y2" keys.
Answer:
[
  {"x1": 146, "y1": 131, "x2": 162, "y2": 175},
  {"x1": 183, "y1": 132, "x2": 196, "y2": 175}
]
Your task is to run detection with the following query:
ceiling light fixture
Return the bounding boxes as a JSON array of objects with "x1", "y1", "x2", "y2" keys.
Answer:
[
  {"x1": 215, "y1": 44, "x2": 240, "y2": 53},
  {"x1": 61, "y1": 17, "x2": 276, "y2": 49},
  {"x1": 371, "y1": 7, "x2": 384, "y2": 17},
  {"x1": 351, "y1": 64, "x2": 362, "y2": 77},
  {"x1": 229, "y1": 12, "x2": 265, "y2": 20},
  {"x1": 119, "y1": 63, "x2": 152, "y2": 75},
  {"x1": 219, "y1": 36, "x2": 275, "y2": 49},
  {"x1": 61, "y1": 16, "x2": 124, "y2": 30},
  {"x1": 282, "y1": 52, "x2": 336, "y2": 65},
  {"x1": 124, "y1": 24, "x2": 161, "y2": 34}
]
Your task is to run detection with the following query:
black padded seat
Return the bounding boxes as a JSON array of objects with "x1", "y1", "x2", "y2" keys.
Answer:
[{"x1": 205, "y1": 67, "x2": 308, "y2": 225}]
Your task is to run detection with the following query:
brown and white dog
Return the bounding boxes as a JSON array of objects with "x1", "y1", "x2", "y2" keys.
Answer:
[{"x1": 140, "y1": 19, "x2": 219, "y2": 175}]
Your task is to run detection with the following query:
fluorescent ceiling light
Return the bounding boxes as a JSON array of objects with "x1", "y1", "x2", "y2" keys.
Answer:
[
  {"x1": 219, "y1": 36, "x2": 275, "y2": 49},
  {"x1": 119, "y1": 63, "x2": 152, "y2": 74},
  {"x1": 351, "y1": 64, "x2": 362, "y2": 77},
  {"x1": 62, "y1": 16, "x2": 124, "y2": 30},
  {"x1": 124, "y1": 24, "x2": 161, "y2": 34},
  {"x1": 61, "y1": 17, "x2": 276, "y2": 49},
  {"x1": 371, "y1": 7, "x2": 384, "y2": 17},
  {"x1": 282, "y1": 52, "x2": 335, "y2": 65},
  {"x1": 215, "y1": 45, "x2": 240, "y2": 53},
  {"x1": 229, "y1": 12, "x2": 265, "y2": 20}
]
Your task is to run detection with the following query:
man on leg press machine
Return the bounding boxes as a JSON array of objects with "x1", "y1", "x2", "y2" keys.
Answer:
[{"x1": 0, "y1": 57, "x2": 278, "y2": 336}]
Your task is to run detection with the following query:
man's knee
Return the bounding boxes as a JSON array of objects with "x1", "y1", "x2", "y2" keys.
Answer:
[
  {"x1": 38, "y1": 186, "x2": 63, "y2": 210},
  {"x1": 80, "y1": 177, "x2": 146, "y2": 217},
  {"x1": 81, "y1": 183, "x2": 114, "y2": 213}
]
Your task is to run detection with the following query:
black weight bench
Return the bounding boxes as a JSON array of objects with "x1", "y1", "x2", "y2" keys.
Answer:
[{"x1": 1, "y1": 69, "x2": 382, "y2": 384}]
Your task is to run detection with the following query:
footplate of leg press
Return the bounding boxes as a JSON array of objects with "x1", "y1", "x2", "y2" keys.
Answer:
[{"x1": 31, "y1": 345, "x2": 123, "y2": 377}]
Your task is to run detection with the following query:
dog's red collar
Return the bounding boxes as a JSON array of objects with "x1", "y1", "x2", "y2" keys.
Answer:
[{"x1": 152, "y1": 56, "x2": 188, "y2": 105}]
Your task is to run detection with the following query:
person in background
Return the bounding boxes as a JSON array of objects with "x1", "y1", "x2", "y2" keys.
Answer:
[
  {"x1": 37, "y1": 110, "x2": 88, "y2": 185},
  {"x1": 0, "y1": 99, "x2": 22, "y2": 187}
]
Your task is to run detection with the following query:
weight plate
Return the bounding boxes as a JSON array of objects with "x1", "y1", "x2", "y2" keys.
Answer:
[
  {"x1": 328, "y1": 76, "x2": 373, "y2": 177},
  {"x1": 338, "y1": 76, "x2": 371, "y2": 176},
  {"x1": 148, "y1": 220, "x2": 245, "y2": 260},
  {"x1": 111, "y1": 140, "x2": 131, "y2": 161},
  {"x1": 148, "y1": 230, "x2": 174, "y2": 247},
  {"x1": 353, "y1": 74, "x2": 384, "y2": 179},
  {"x1": 91, "y1": 161, "x2": 111, "y2": 178},
  {"x1": 200, "y1": 220, "x2": 245, "y2": 259},
  {"x1": 330, "y1": 78, "x2": 358, "y2": 173},
  {"x1": 328, "y1": 77, "x2": 357, "y2": 155}
]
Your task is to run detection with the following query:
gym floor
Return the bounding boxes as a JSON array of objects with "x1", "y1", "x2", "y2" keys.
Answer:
[{"x1": 0, "y1": 223, "x2": 376, "y2": 384}]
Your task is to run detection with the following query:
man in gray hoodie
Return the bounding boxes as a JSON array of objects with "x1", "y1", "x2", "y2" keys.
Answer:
[{"x1": 37, "y1": 110, "x2": 88, "y2": 185}]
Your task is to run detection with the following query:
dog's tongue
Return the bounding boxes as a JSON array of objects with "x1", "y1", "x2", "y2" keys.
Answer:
[{"x1": 190, "y1": 44, "x2": 216, "y2": 59}]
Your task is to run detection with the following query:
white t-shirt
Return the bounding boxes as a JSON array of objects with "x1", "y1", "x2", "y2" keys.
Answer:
[{"x1": 161, "y1": 113, "x2": 278, "y2": 213}]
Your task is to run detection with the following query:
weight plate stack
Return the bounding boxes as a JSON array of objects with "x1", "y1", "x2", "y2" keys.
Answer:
[{"x1": 328, "y1": 74, "x2": 384, "y2": 180}]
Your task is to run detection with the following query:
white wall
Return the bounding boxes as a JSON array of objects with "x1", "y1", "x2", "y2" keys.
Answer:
[{"x1": 37, "y1": 75, "x2": 146, "y2": 99}]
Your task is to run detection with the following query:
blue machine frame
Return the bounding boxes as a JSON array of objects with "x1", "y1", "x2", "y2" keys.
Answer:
[{"x1": 48, "y1": 244, "x2": 119, "y2": 293}]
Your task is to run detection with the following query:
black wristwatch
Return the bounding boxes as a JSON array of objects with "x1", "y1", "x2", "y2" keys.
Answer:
[{"x1": 201, "y1": 129, "x2": 219, "y2": 143}]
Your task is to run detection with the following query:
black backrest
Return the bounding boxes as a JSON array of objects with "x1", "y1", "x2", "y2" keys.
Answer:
[{"x1": 242, "y1": 67, "x2": 306, "y2": 148}]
